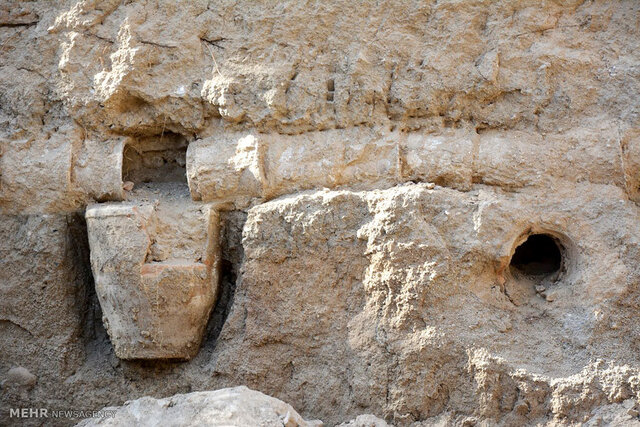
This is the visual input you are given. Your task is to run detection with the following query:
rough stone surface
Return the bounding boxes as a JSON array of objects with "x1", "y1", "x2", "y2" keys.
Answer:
[
  {"x1": 77, "y1": 386, "x2": 322, "y2": 427},
  {"x1": 3, "y1": 367, "x2": 37, "y2": 389},
  {"x1": 0, "y1": 213, "x2": 90, "y2": 422},
  {"x1": 1, "y1": 0, "x2": 640, "y2": 426},
  {"x1": 210, "y1": 183, "x2": 640, "y2": 425},
  {"x1": 85, "y1": 185, "x2": 220, "y2": 360},
  {"x1": 337, "y1": 414, "x2": 389, "y2": 427}
]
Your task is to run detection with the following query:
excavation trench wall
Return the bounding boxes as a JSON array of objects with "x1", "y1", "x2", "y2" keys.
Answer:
[{"x1": 1, "y1": 1, "x2": 640, "y2": 425}]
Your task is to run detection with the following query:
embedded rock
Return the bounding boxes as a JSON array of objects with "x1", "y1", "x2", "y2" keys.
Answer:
[
  {"x1": 337, "y1": 415, "x2": 389, "y2": 427},
  {"x1": 76, "y1": 386, "x2": 322, "y2": 427},
  {"x1": 3, "y1": 367, "x2": 37, "y2": 389}
]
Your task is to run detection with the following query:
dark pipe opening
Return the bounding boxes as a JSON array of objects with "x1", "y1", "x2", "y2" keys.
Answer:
[{"x1": 510, "y1": 234, "x2": 562, "y2": 277}]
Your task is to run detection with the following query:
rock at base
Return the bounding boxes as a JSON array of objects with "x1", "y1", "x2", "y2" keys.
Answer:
[{"x1": 76, "y1": 386, "x2": 324, "y2": 427}]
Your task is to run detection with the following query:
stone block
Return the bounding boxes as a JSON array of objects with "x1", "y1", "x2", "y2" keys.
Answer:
[{"x1": 85, "y1": 198, "x2": 220, "y2": 360}]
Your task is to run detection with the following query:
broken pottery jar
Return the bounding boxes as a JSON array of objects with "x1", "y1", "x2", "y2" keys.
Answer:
[{"x1": 85, "y1": 189, "x2": 220, "y2": 360}]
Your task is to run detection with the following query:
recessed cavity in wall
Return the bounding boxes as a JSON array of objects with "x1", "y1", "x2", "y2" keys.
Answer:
[
  {"x1": 122, "y1": 133, "x2": 188, "y2": 188},
  {"x1": 327, "y1": 79, "x2": 335, "y2": 101},
  {"x1": 510, "y1": 234, "x2": 562, "y2": 277},
  {"x1": 504, "y1": 231, "x2": 572, "y2": 305}
]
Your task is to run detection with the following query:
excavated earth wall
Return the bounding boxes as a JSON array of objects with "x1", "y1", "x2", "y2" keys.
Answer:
[{"x1": 1, "y1": 0, "x2": 640, "y2": 425}]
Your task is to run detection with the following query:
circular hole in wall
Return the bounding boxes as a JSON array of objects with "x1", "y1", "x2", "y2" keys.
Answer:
[{"x1": 509, "y1": 234, "x2": 562, "y2": 278}]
